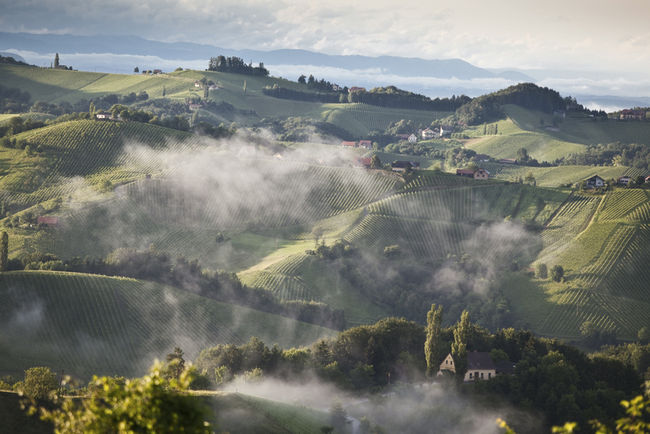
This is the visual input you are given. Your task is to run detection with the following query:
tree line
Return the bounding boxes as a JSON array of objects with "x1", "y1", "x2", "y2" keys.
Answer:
[{"x1": 207, "y1": 56, "x2": 269, "y2": 76}]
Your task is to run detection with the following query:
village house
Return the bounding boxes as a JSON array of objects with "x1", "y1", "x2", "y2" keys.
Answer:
[
  {"x1": 95, "y1": 112, "x2": 112, "y2": 120},
  {"x1": 358, "y1": 140, "x2": 372, "y2": 149},
  {"x1": 37, "y1": 216, "x2": 59, "y2": 227},
  {"x1": 391, "y1": 160, "x2": 420, "y2": 172},
  {"x1": 188, "y1": 103, "x2": 203, "y2": 110},
  {"x1": 456, "y1": 167, "x2": 489, "y2": 179},
  {"x1": 407, "y1": 133, "x2": 418, "y2": 143},
  {"x1": 474, "y1": 168, "x2": 490, "y2": 180},
  {"x1": 438, "y1": 351, "x2": 513, "y2": 382},
  {"x1": 585, "y1": 175, "x2": 605, "y2": 189},
  {"x1": 618, "y1": 176, "x2": 632, "y2": 185},
  {"x1": 341, "y1": 141, "x2": 357, "y2": 147},
  {"x1": 349, "y1": 86, "x2": 366, "y2": 93},
  {"x1": 421, "y1": 128, "x2": 436, "y2": 140},
  {"x1": 456, "y1": 168, "x2": 476, "y2": 178},
  {"x1": 194, "y1": 81, "x2": 201, "y2": 88},
  {"x1": 619, "y1": 109, "x2": 646, "y2": 121},
  {"x1": 645, "y1": 176, "x2": 650, "y2": 184},
  {"x1": 355, "y1": 157, "x2": 372, "y2": 168}
]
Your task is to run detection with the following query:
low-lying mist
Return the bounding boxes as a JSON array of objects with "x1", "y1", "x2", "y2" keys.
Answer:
[{"x1": 221, "y1": 375, "x2": 541, "y2": 434}]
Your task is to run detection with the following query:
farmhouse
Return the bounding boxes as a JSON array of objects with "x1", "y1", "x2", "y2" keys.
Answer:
[
  {"x1": 194, "y1": 81, "x2": 201, "y2": 88},
  {"x1": 465, "y1": 352, "x2": 496, "y2": 382},
  {"x1": 37, "y1": 216, "x2": 59, "y2": 227},
  {"x1": 439, "y1": 127, "x2": 451, "y2": 137},
  {"x1": 585, "y1": 175, "x2": 605, "y2": 189},
  {"x1": 358, "y1": 140, "x2": 372, "y2": 149},
  {"x1": 438, "y1": 351, "x2": 513, "y2": 382},
  {"x1": 421, "y1": 128, "x2": 436, "y2": 140},
  {"x1": 355, "y1": 157, "x2": 372, "y2": 168},
  {"x1": 437, "y1": 353, "x2": 456, "y2": 375},
  {"x1": 341, "y1": 141, "x2": 357, "y2": 147},
  {"x1": 645, "y1": 176, "x2": 650, "y2": 184},
  {"x1": 391, "y1": 160, "x2": 420, "y2": 172},
  {"x1": 618, "y1": 176, "x2": 632, "y2": 185},
  {"x1": 95, "y1": 112, "x2": 112, "y2": 120},
  {"x1": 474, "y1": 168, "x2": 489, "y2": 180},
  {"x1": 456, "y1": 168, "x2": 476, "y2": 178},
  {"x1": 619, "y1": 109, "x2": 646, "y2": 121},
  {"x1": 408, "y1": 134, "x2": 418, "y2": 143}
]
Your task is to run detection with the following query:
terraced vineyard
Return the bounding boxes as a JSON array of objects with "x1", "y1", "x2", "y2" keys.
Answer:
[
  {"x1": 0, "y1": 271, "x2": 334, "y2": 379},
  {"x1": 520, "y1": 189, "x2": 650, "y2": 339},
  {"x1": 2, "y1": 120, "x2": 199, "y2": 209}
]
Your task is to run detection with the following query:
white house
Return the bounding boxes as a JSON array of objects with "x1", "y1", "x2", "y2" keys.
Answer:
[
  {"x1": 438, "y1": 351, "x2": 512, "y2": 382},
  {"x1": 421, "y1": 128, "x2": 436, "y2": 140},
  {"x1": 585, "y1": 175, "x2": 605, "y2": 189},
  {"x1": 437, "y1": 353, "x2": 456, "y2": 375},
  {"x1": 408, "y1": 133, "x2": 418, "y2": 143}
]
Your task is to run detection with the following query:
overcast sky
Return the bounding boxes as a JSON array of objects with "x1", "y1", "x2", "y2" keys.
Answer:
[{"x1": 1, "y1": 0, "x2": 648, "y2": 76}]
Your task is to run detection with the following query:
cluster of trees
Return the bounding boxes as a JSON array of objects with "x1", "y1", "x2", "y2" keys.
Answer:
[
  {"x1": 14, "y1": 248, "x2": 345, "y2": 330},
  {"x1": 454, "y1": 83, "x2": 568, "y2": 125},
  {"x1": 19, "y1": 362, "x2": 212, "y2": 433},
  {"x1": 104, "y1": 104, "x2": 190, "y2": 131},
  {"x1": 255, "y1": 116, "x2": 352, "y2": 142},
  {"x1": 195, "y1": 308, "x2": 647, "y2": 430},
  {"x1": 262, "y1": 85, "x2": 342, "y2": 103},
  {"x1": 0, "y1": 55, "x2": 31, "y2": 67},
  {"x1": 207, "y1": 56, "x2": 269, "y2": 76},
  {"x1": 0, "y1": 116, "x2": 44, "y2": 138},
  {"x1": 349, "y1": 86, "x2": 471, "y2": 112},
  {"x1": 0, "y1": 84, "x2": 31, "y2": 113},
  {"x1": 196, "y1": 317, "x2": 425, "y2": 390},
  {"x1": 298, "y1": 74, "x2": 346, "y2": 93},
  {"x1": 559, "y1": 142, "x2": 650, "y2": 171}
]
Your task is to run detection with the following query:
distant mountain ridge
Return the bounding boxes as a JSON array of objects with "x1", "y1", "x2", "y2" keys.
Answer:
[{"x1": 0, "y1": 32, "x2": 531, "y2": 81}]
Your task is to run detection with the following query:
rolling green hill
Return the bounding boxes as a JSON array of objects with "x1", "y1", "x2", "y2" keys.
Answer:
[
  {"x1": 463, "y1": 104, "x2": 650, "y2": 162},
  {"x1": 0, "y1": 64, "x2": 448, "y2": 137},
  {"x1": 0, "y1": 271, "x2": 334, "y2": 379}
]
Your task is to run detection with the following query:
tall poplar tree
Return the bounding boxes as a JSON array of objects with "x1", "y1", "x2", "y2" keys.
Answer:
[
  {"x1": 0, "y1": 231, "x2": 8, "y2": 272},
  {"x1": 451, "y1": 310, "x2": 471, "y2": 380},
  {"x1": 424, "y1": 304, "x2": 444, "y2": 377}
]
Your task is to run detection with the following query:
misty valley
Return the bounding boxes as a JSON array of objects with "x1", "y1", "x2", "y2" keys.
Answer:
[{"x1": 0, "y1": 50, "x2": 649, "y2": 434}]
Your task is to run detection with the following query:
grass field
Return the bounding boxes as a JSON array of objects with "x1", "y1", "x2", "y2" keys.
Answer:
[{"x1": 0, "y1": 271, "x2": 334, "y2": 379}]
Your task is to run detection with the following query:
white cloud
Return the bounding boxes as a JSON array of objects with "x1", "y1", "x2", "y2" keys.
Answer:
[{"x1": 1, "y1": 0, "x2": 649, "y2": 88}]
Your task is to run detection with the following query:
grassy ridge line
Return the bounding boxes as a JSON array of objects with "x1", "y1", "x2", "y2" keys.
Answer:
[{"x1": 0, "y1": 271, "x2": 334, "y2": 379}]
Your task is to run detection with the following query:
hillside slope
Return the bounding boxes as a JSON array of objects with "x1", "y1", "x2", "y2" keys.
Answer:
[
  {"x1": 0, "y1": 271, "x2": 334, "y2": 379},
  {"x1": 504, "y1": 189, "x2": 650, "y2": 340}
]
